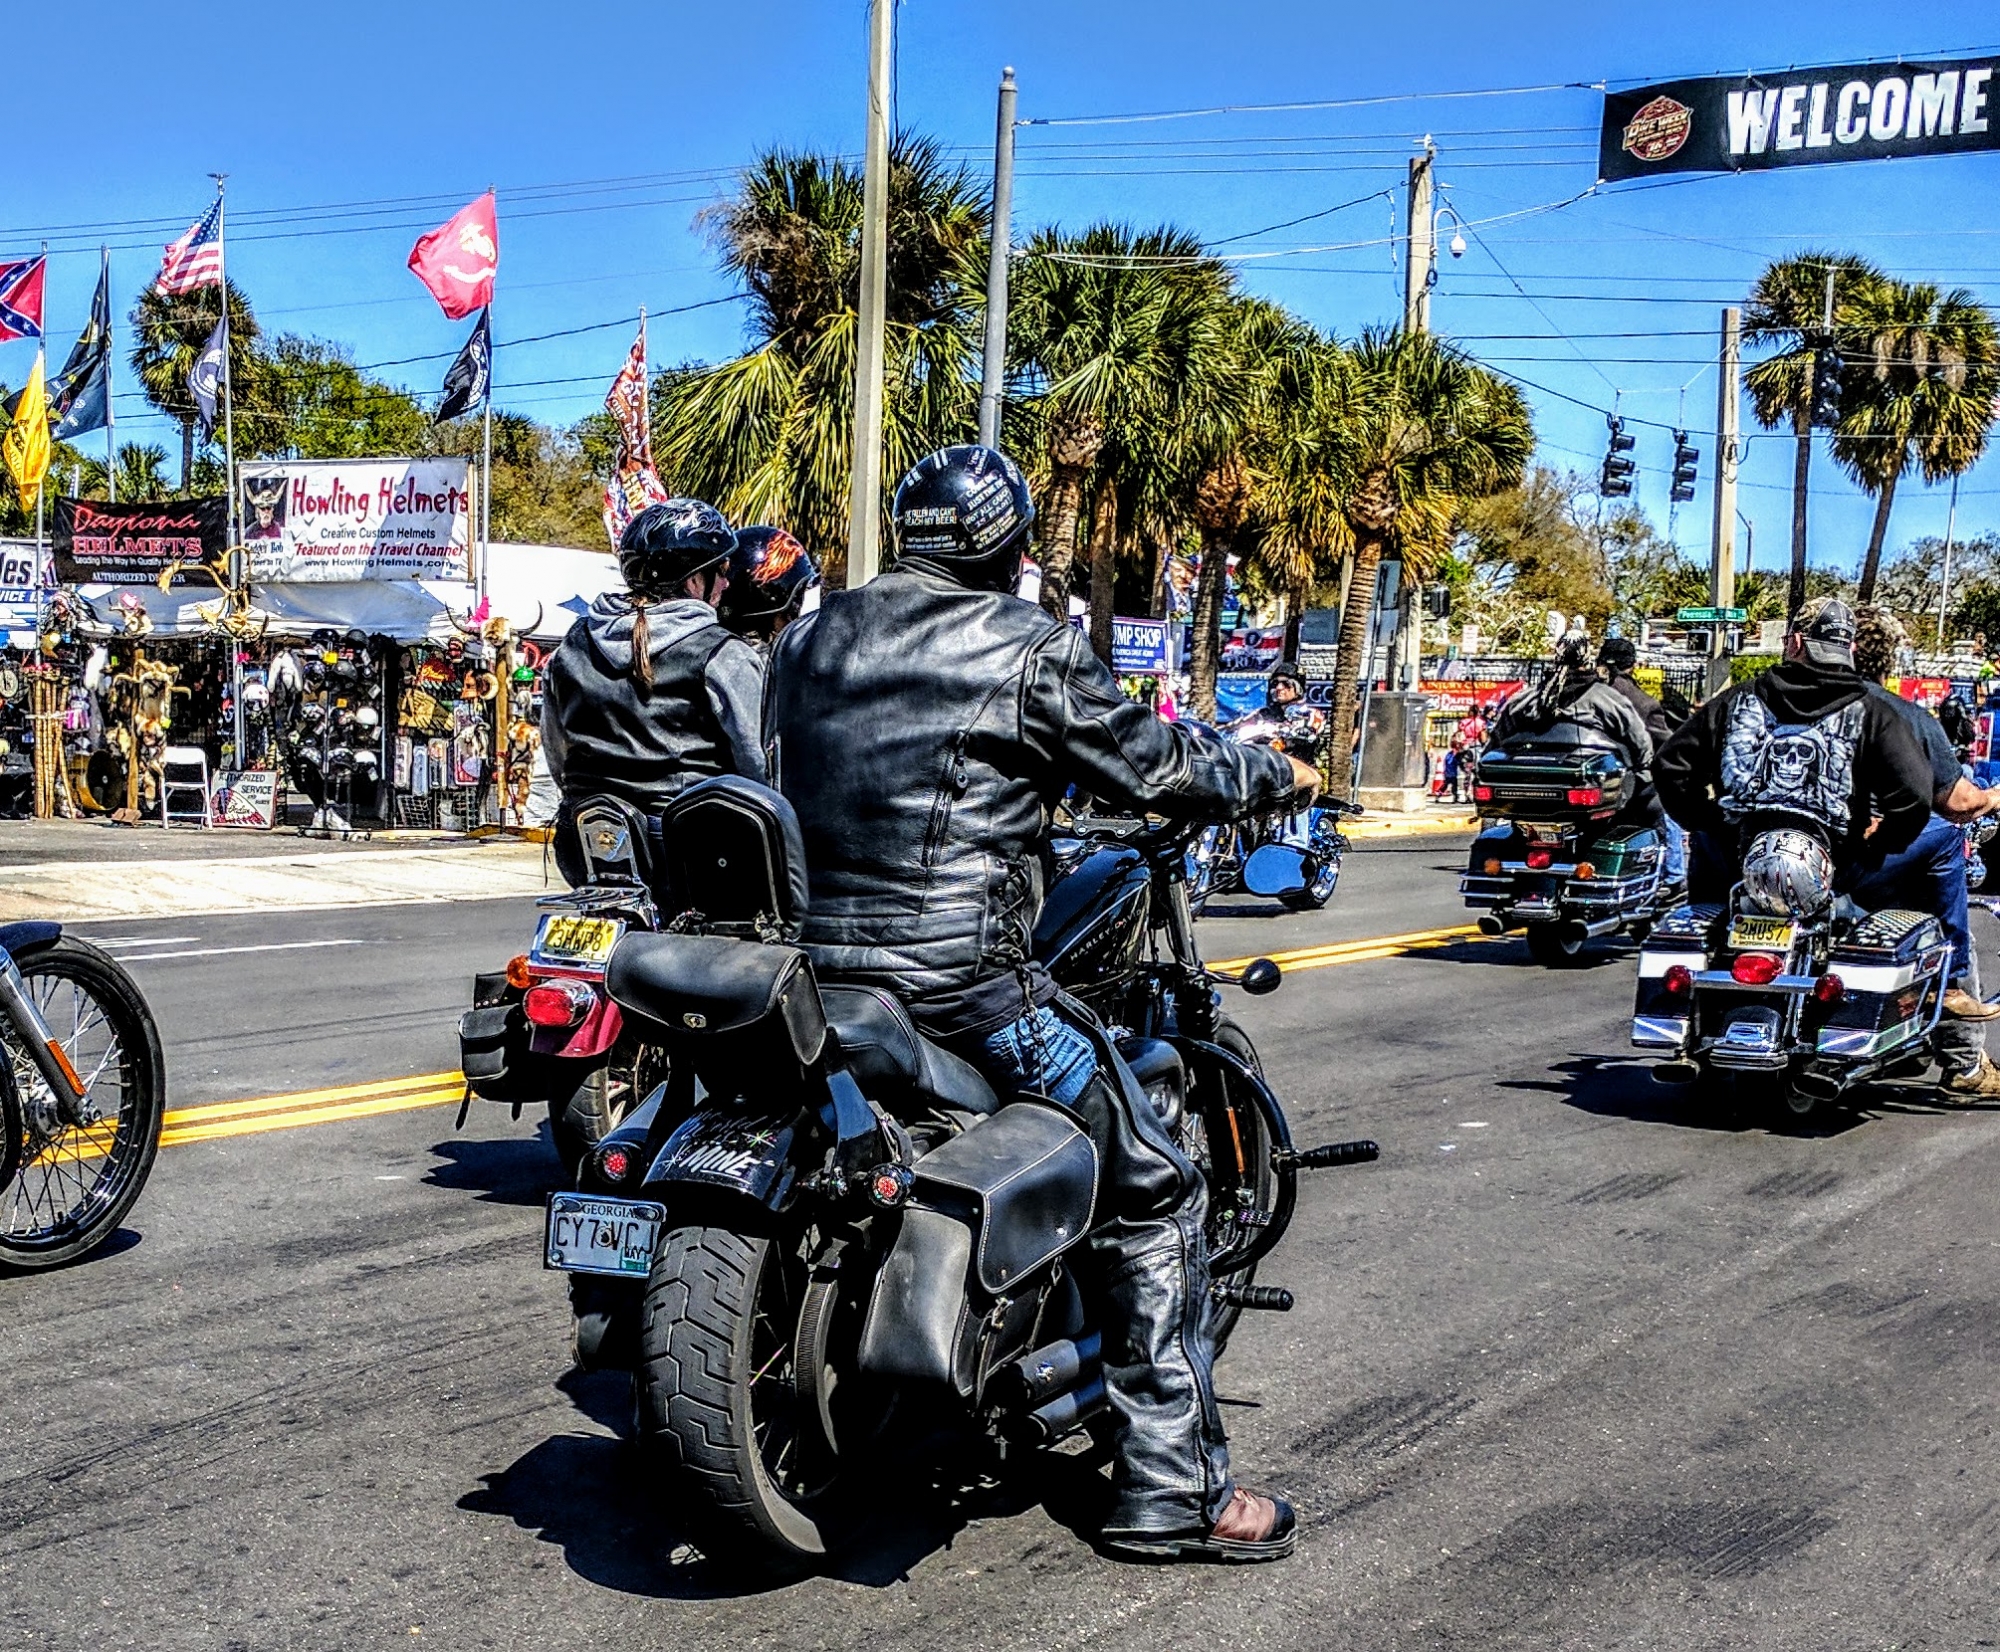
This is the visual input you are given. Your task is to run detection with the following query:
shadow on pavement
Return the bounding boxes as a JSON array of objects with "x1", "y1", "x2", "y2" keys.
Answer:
[
  {"x1": 424, "y1": 1129, "x2": 558, "y2": 1207},
  {"x1": 1507, "y1": 1051, "x2": 1872, "y2": 1137}
]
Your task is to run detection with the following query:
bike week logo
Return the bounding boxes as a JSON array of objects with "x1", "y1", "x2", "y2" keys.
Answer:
[{"x1": 1621, "y1": 94, "x2": 1693, "y2": 162}]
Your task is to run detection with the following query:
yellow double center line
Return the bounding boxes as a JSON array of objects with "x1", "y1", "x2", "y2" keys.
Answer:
[
  {"x1": 158, "y1": 1070, "x2": 467, "y2": 1147},
  {"x1": 1211, "y1": 922, "x2": 1500, "y2": 974}
]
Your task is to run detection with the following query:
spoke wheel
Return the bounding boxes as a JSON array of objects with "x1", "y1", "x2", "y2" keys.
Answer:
[
  {"x1": 1, "y1": 938, "x2": 166, "y2": 1271},
  {"x1": 1179, "y1": 1017, "x2": 1277, "y2": 1349}
]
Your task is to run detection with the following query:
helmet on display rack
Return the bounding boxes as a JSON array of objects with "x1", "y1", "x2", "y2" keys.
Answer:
[
  {"x1": 718, "y1": 526, "x2": 821, "y2": 639},
  {"x1": 891, "y1": 445, "x2": 1035, "y2": 592},
  {"x1": 1741, "y1": 827, "x2": 1835, "y2": 919},
  {"x1": 617, "y1": 498, "x2": 737, "y2": 597}
]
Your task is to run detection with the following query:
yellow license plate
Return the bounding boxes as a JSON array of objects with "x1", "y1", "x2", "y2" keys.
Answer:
[
  {"x1": 1728, "y1": 916, "x2": 1796, "y2": 950},
  {"x1": 532, "y1": 914, "x2": 624, "y2": 967}
]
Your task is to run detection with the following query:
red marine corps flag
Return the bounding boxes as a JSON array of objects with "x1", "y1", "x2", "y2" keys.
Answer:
[{"x1": 407, "y1": 192, "x2": 499, "y2": 319}]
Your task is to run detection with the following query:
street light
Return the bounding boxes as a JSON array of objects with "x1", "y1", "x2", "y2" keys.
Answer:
[{"x1": 1425, "y1": 203, "x2": 1469, "y2": 290}]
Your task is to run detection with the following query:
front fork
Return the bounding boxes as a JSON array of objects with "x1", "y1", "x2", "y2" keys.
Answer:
[{"x1": 0, "y1": 951, "x2": 93, "y2": 1129}]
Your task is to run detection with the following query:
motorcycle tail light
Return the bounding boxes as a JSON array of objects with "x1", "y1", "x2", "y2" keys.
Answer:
[
  {"x1": 593, "y1": 1142, "x2": 635, "y2": 1183},
  {"x1": 505, "y1": 954, "x2": 534, "y2": 990},
  {"x1": 1573, "y1": 862, "x2": 1597, "y2": 881},
  {"x1": 1525, "y1": 848, "x2": 1554, "y2": 871},
  {"x1": 524, "y1": 979, "x2": 594, "y2": 1027},
  {"x1": 1663, "y1": 964, "x2": 1694, "y2": 998},
  {"x1": 1814, "y1": 974, "x2": 1846, "y2": 1005},
  {"x1": 1474, "y1": 785, "x2": 1493, "y2": 803},
  {"x1": 1566, "y1": 787, "x2": 1603, "y2": 807},
  {"x1": 1731, "y1": 952, "x2": 1783, "y2": 986}
]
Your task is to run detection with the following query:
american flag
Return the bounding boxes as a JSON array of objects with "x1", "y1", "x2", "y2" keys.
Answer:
[{"x1": 156, "y1": 200, "x2": 223, "y2": 295}]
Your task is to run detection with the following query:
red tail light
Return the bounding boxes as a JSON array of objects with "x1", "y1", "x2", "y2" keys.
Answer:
[
  {"x1": 1663, "y1": 964, "x2": 1694, "y2": 998},
  {"x1": 524, "y1": 979, "x2": 595, "y2": 1027},
  {"x1": 1813, "y1": 974, "x2": 1846, "y2": 1005},
  {"x1": 1525, "y1": 848, "x2": 1554, "y2": 871},
  {"x1": 1474, "y1": 785, "x2": 1494, "y2": 803},
  {"x1": 594, "y1": 1142, "x2": 635, "y2": 1183},
  {"x1": 1566, "y1": 787, "x2": 1604, "y2": 807},
  {"x1": 1731, "y1": 952, "x2": 1783, "y2": 986}
]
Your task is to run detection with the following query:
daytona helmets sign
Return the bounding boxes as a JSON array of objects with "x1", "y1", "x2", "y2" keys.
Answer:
[{"x1": 1599, "y1": 54, "x2": 1999, "y2": 180}]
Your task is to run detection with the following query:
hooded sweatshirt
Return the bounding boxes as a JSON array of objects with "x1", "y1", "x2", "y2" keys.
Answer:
[
  {"x1": 1654, "y1": 657, "x2": 1931, "y2": 866},
  {"x1": 540, "y1": 593, "x2": 767, "y2": 810}
]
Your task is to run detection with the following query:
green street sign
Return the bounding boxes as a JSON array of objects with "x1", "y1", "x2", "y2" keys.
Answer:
[{"x1": 1676, "y1": 605, "x2": 1748, "y2": 624}]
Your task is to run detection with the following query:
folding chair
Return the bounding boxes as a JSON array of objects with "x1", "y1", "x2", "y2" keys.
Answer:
[{"x1": 160, "y1": 746, "x2": 212, "y2": 829}]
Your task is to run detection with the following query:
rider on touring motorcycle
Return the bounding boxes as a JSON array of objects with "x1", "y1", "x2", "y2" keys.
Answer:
[
  {"x1": 762, "y1": 444, "x2": 1317, "y2": 1563},
  {"x1": 540, "y1": 498, "x2": 768, "y2": 883}
]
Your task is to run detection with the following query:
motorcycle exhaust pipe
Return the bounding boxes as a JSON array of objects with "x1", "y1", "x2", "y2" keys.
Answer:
[
  {"x1": 1790, "y1": 1066, "x2": 1845, "y2": 1102},
  {"x1": 1651, "y1": 1059, "x2": 1700, "y2": 1086},
  {"x1": 1477, "y1": 913, "x2": 1519, "y2": 937},
  {"x1": 1024, "y1": 1374, "x2": 1107, "y2": 1444},
  {"x1": 1559, "y1": 916, "x2": 1625, "y2": 947}
]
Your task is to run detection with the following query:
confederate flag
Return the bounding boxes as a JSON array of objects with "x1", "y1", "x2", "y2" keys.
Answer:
[
  {"x1": 408, "y1": 192, "x2": 499, "y2": 320},
  {"x1": 0, "y1": 256, "x2": 46, "y2": 344}
]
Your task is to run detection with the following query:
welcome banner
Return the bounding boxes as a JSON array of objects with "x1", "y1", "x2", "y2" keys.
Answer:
[{"x1": 239, "y1": 458, "x2": 472, "y2": 584}]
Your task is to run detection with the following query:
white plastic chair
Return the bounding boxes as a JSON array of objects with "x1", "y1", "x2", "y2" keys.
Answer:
[{"x1": 160, "y1": 746, "x2": 212, "y2": 829}]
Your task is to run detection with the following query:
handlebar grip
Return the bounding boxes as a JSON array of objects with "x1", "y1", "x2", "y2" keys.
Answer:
[
  {"x1": 1286, "y1": 1139, "x2": 1379, "y2": 1170},
  {"x1": 1211, "y1": 1282, "x2": 1294, "y2": 1312}
]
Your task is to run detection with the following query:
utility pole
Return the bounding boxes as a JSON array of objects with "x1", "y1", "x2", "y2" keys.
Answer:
[
  {"x1": 1937, "y1": 473, "x2": 1962, "y2": 653},
  {"x1": 1402, "y1": 144, "x2": 1435, "y2": 335},
  {"x1": 978, "y1": 67, "x2": 1018, "y2": 451},
  {"x1": 1708, "y1": 305, "x2": 1741, "y2": 696},
  {"x1": 845, "y1": 0, "x2": 894, "y2": 587}
]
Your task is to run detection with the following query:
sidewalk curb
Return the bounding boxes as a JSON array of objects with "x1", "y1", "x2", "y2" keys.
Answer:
[{"x1": 1346, "y1": 814, "x2": 1480, "y2": 840}]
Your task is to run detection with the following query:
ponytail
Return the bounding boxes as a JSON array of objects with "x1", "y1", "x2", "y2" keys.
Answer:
[{"x1": 629, "y1": 596, "x2": 654, "y2": 690}]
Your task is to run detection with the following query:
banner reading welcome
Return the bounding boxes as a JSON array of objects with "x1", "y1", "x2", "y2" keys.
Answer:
[{"x1": 239, "y1": 458, "x2": 472, "y2": 583}]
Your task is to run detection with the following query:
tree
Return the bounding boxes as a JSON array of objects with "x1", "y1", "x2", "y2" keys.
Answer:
[
  {"x1": 1744, "y1": 251, "x2": 1885, "y2": 618},
  {"x1": 244, "y1": 335, "x2": 432, "y2": 460},
  {"x1": 431, "y1": 411, "x2": 602, "y2": 548},
  {"x1": 79, "y1": 443, "x2": 172, "y2": 503},
  {"x1": 1455, "y1": 465, "x2": 1612, "y2": 629},
  {"x1": 1876, "y1": 532, "x2": 2000, "y2": 643},
  {"x1": 1322, "y1": 329, "x2": 1532, "y2": 796},
  {"x1": 1834, "y1": 280, "x2": 2000, "y2": 601},
  {"x1": 653, "y1": 136, "x2": 986, "y2": 581},
  {"x1": 129, "y1": 279, "x2": 262, "y2": 492}
]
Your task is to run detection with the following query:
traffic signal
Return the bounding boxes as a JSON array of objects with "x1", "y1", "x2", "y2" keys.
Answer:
[
  {"x1": 1811, "y1": 349, "x2": 1844, "y2": 428},
  {"x1": 1670, "y1": 431, "x2": 1699, "y2": 504},
  {"x1": 1423, "y1": 584, "x2": 1451, "y2": 619},
  {"x1": 1601, "y1": 417, "x2": 1636, "y2": 498}
]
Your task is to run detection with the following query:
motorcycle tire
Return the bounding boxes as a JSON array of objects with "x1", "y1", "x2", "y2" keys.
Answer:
[
  {"x1": 1524, "y1": 923, "x2": 1588, "y2": 968},
  {"x1": 0, "y1": 937, "x2": 166, "y2": 1271},
  {"x1": 1192, "y1": 1016, "x2": 1272, "y2": 1350},
  {"x1": 637, "y1": 1223, "x2": 878, "y2": 1572},
  {"x1": 547, "y1": 1066, "x2": 621, "y2": 1185}
]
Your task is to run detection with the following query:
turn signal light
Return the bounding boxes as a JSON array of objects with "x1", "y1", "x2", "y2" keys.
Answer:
[
  {"x1": 1525, "y1": 848, "x2": 1554, "y2": 871},
  {"x1": 1731, "y1": 952, "x2": 1783, "y2": 986},
  {"x1": 1813, "y1": 974, "x2": 1846, "y2": 1005},
  {"x1": 505, "y1": 954, "x2": 534, "y2": 990},
  {"x1": 1482, "y1": 858, "x2": 1503, "y2": 875},
  {"x1": 524, "y1": 979, "x2": 595, "y2": 1027},
  {"x1": 1573, "y1": 862, "x2": 1597, "y2": 881},
  {"x1": 1566, "y1": 787, "x2": 1604, "y2": 807},
  {"x1": 1662, "y1": 964, "x2": 1694, "y2": 998}
]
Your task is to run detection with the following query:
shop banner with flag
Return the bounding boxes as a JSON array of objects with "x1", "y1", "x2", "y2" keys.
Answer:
[
  {"x1": 408, "y1": 193, "x2": 498, "y2": 320},
  {"x1": 1600, "y1": 54, "x2": 2000, "y2": 181},
  {"x1": 189, "y1": 316, "x2": 226, "y2": 441},
  {"x1": 434, "y1": 308, "x2": 491, "y2": 424},
  {"x1": 238, "y1": 458, "x2": 472, "y2": 582},
  {"x1": 600, "y1": 315, "x2": 667, "y2": 546},
  {"x1": 0, "y1": 256, "x2": 45, "y2": 343},
  {"x1": 1, "y1": 357, "x2": 49, "y2": 511},
  {"x1": 52, "y1": 495, "x2": 230, "y2": 586},
  {"x1": 49, "y1": 261, "x2": 111, "y2": 439},
  {"x1": 157, "y1": 201, "x2": 223, "y2": 294}
]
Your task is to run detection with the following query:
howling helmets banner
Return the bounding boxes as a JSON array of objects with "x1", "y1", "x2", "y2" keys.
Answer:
[
  {"x1": 1600, "y1": 54, "x2": 1999, "y2": 180},
  {"x1": 238, "y1": 458, "x2": 473, "y2": 583},
  {"x1": 53, "y1": 496, "x2": 230, "y2": 586}
]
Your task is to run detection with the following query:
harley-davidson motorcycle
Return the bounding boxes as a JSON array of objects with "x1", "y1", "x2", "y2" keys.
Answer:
[
  {"x1": 1184, "y1": 714, "x2": 1357, "y2": 915},
  {"x1": 1458, "y1": 744, "x2": 1672, "y2": 965},
  {"x1": 0, "y1": 922, "x2": 166, "y2": 1269},
  {"x1": 539, "y1": 776, "x2": 1374, "y2": 1571}
]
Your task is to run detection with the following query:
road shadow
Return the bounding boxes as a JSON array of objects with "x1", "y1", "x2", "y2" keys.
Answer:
[
  {"x1": 424, "y1": 1129, "x2": 559, "y2": 1206},
  {"x1": 1507, "y1": 1050, "x2": 1871, "y2": 1137},
  {"x1": 1200, "y1": 898, "x2": 1289, "y2": 920},
  {"x1": 0, "y1": 1225, "x2": 145, "y2": 1278},
  {"x1": 1407, "y1": 937, "x2": 1633, "y2": 971}
]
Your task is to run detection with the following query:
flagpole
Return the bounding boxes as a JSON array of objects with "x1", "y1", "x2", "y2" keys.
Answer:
[
  {"x1": 33, "y1": 239, "x2": 47, "y2": 650},
  {"x1": 212, "y1": 173, "x2": 244, "y2": 769},
  {"x1": 102, "y1": 246, "x2": 115, "y2": 504}
]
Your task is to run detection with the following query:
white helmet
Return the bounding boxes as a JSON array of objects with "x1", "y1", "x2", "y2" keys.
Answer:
[{"x1": 1741, "y1": 828, "x2": 1834, "y2": 919}]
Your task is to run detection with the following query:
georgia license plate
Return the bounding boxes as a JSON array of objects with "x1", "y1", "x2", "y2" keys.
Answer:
[
  {"x1": 545, "y1": 1193, "x2": 664, "y2": 1276},
  {"x1": 531, "y1": 913, "x2": 625, "y2": 969},
  {"x1": 1727, "y1": 916, "x2": 1797, "y2": 950}
]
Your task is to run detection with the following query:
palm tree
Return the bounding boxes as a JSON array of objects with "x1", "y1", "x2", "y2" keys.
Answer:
[
  {"x1": 129, "y1": 279, "x2": 261, "y2": 493},
  {"x1": 1835, "y1": 279, "x2": 2000, "y2": 601},
  {"x1": 1744, "y1": 252, "x2": 1885, "y2": 617},
  {"x1": 78, "y1": 442, "x2": 171, "y2": 502},
  {"x1": 653, "y1": 137, "x2": 986, "y2": 581},
  {"x1": 1321, "y1": 329, "x2": 1533, "y2": 798}
]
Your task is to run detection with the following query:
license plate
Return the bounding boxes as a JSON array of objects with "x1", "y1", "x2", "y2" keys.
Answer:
[
  {"x1": 531, "y1": 913, "x2": 625, "y2": 969},
  {"x1": 1728, "y1": 916, "x2": 1796, "y2": 949},
  {"x1": 1520, "y1": 822, "x2": 1574, "y2": 846},
  {"x1": 545, "y1": 1193, "x2": 664, "y2": 1276}
]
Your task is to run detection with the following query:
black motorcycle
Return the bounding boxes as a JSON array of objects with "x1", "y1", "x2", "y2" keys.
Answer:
[{"x1": 540, "y1": 777, "x2": 1374, "y2": 1571}]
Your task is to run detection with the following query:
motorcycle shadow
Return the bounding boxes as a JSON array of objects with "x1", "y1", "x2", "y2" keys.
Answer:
[
  {"x1": 423, "y1": 1130, "x2": 561, "y2": 1208},
  {"x1": 1499, "y1": 1051, "x2": 1870, "y2": 1137},
  {"x1": 459, "y1": 1373, "x2": 1116, "y2": 1597}
]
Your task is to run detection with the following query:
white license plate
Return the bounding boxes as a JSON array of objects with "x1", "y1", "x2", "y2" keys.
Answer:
[
  {"x1": 1728, "y1": 916, "x2": 1796, "y2": 950},
  {"x1": 545, "y1": 1193, "x2": 664, "y2": 1276},
  {"x1": 531, "y1": 913, "x2": 625, "y2": 969}
]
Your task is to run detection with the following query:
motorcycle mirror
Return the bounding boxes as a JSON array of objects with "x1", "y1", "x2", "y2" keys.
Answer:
[
  {"x1": 1238, "y1": 958, "x2": 1283, "y2": 996},
  {"x1": 1240, "y1": 843, "x2": 1309, "y2": 897}
]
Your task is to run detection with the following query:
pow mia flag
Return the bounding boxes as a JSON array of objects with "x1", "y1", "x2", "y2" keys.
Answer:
[
  {"x1": 434, "y1": 307, "x2": 491, "y2": 425},
  {"x1": 1600, "y1": 54, "x2": 1998, "y2": 181}
]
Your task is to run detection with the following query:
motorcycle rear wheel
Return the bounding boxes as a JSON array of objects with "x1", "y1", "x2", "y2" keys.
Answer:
[{"x1": 1524, "y1": 922, "x2": 1588, "y2": 968}]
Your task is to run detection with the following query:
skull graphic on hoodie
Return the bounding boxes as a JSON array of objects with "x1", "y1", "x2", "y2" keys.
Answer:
[{"x1": 1717, "y1": 693, "x2": 1867, "y2": 837}]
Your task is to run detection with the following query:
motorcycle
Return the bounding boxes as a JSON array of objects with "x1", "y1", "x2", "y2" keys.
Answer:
[
  {"x1": 456, "y1": 795, "x2": 667, "y2": 1180},
  {"x1": 1458, "y1": 745, "x2": 1671, "y2": 966},
  {"x1": 540, "y1": 777, "x2": 1375, "y2": 1571},
  {"x1": 1630, "y1": 877, "x2": 1951, "y2": 1124},
  {"x1": 1184, "y1": 714, "x2": 1358, "y2": 916},
  {"x1": 0, "y1": 923, "x2": 166, "y2": 1269}
]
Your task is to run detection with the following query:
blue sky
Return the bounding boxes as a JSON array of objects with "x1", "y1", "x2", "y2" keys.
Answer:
[{"x1": 5, "y1": 1, "x2": 1999, "y2": 574}]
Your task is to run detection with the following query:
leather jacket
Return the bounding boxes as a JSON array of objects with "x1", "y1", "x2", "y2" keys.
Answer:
[
  {"x1": 540, "y1": 593, "x2": 766, "y2": 812},
  {"x1": 764, "y1": 560, "x2": 1296, "y2": 1033},
  {"x1": 1491, "y1": 679, "x2": 1653, "y2": 773}
]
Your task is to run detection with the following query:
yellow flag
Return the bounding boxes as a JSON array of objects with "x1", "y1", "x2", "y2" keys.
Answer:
[{"x1": 3, "y1": 355, "x2": 52, "y2": 512}]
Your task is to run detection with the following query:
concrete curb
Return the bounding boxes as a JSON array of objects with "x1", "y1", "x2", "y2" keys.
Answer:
[{"x1": 1345, "y1": 813, "x2": 1480, "y2": 840}]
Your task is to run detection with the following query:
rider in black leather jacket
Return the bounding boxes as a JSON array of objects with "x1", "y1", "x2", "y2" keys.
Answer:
[{"x1": 764, "y1": 444, "x2": 1314, "y2": 1563}]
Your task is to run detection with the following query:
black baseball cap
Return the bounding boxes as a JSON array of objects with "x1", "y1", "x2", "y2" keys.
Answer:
[{"x1": 1791, "y1": 596, "x2": 1856, "y2": 667}]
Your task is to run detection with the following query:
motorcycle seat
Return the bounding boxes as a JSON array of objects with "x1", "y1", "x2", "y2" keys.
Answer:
[{"x1": 821, "y1": 985, "x2": 1001, "y2": 1120}]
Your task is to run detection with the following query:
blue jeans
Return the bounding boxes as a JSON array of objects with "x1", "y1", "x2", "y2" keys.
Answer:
[
  {"x1": 977, "y1": 1005, "x2": 1099, "y2": 1106},
  {"x1": 1850, "y1": 815, "x2": 1972, "y2": 981}
]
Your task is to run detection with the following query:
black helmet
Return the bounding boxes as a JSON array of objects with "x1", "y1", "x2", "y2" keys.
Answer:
[
  {"x1": 892, "y1": 445, "x2": 1035, "y2": 590},
  {"x1": 1268, "y1": 659, "x2": 1307, "y2": 697},
  {"x1": 718, "y1": 526, "x2": 821, "y2": 636},
  {"x1": 1598, "y1": 636, "x2": 1638, "y2": 674},
  {"x1": 618, "y1": 498, "x2": 736, "y2": 596}
]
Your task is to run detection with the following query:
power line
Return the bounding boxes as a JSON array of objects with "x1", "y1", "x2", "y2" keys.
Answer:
[{"x1": 1024, "y1": 79, "x2": 1602, "y2": 128}]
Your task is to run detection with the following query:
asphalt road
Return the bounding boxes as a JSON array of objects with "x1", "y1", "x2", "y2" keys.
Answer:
[{"x1": 4, "y1": 840, "x2": 1998, "y2": 1651}]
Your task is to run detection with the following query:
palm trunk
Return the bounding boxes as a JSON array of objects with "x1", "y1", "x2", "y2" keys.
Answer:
[
  {"x1": 1038, "y1": 464, "x2": 1087, "y2": 620},
  {"x1": 1188, "y1": 535, "x2": 1229, "y2": 721},
  {"x1": 1085, "y1": 484, "x2": 1120, "y2": 665},
  {"x1": 1854, "y1": 468, "x2": 1901, "y2": 604},
  {"x1": 1787, "y1": 410, "x2": 1811, "y2": 619},
  {"x1": 1148, "y1": 540, "x2": 1170, "y2": 619},
  {"x1": 179, "y1": 417, "x2": 194, "y2": 496},
  {"x1": 1281, "y1": 571, "x2": 1310, "y2": 660},
  {"x1": 1327, "y1": 533, "x2": 1385, "y2": 801}
]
